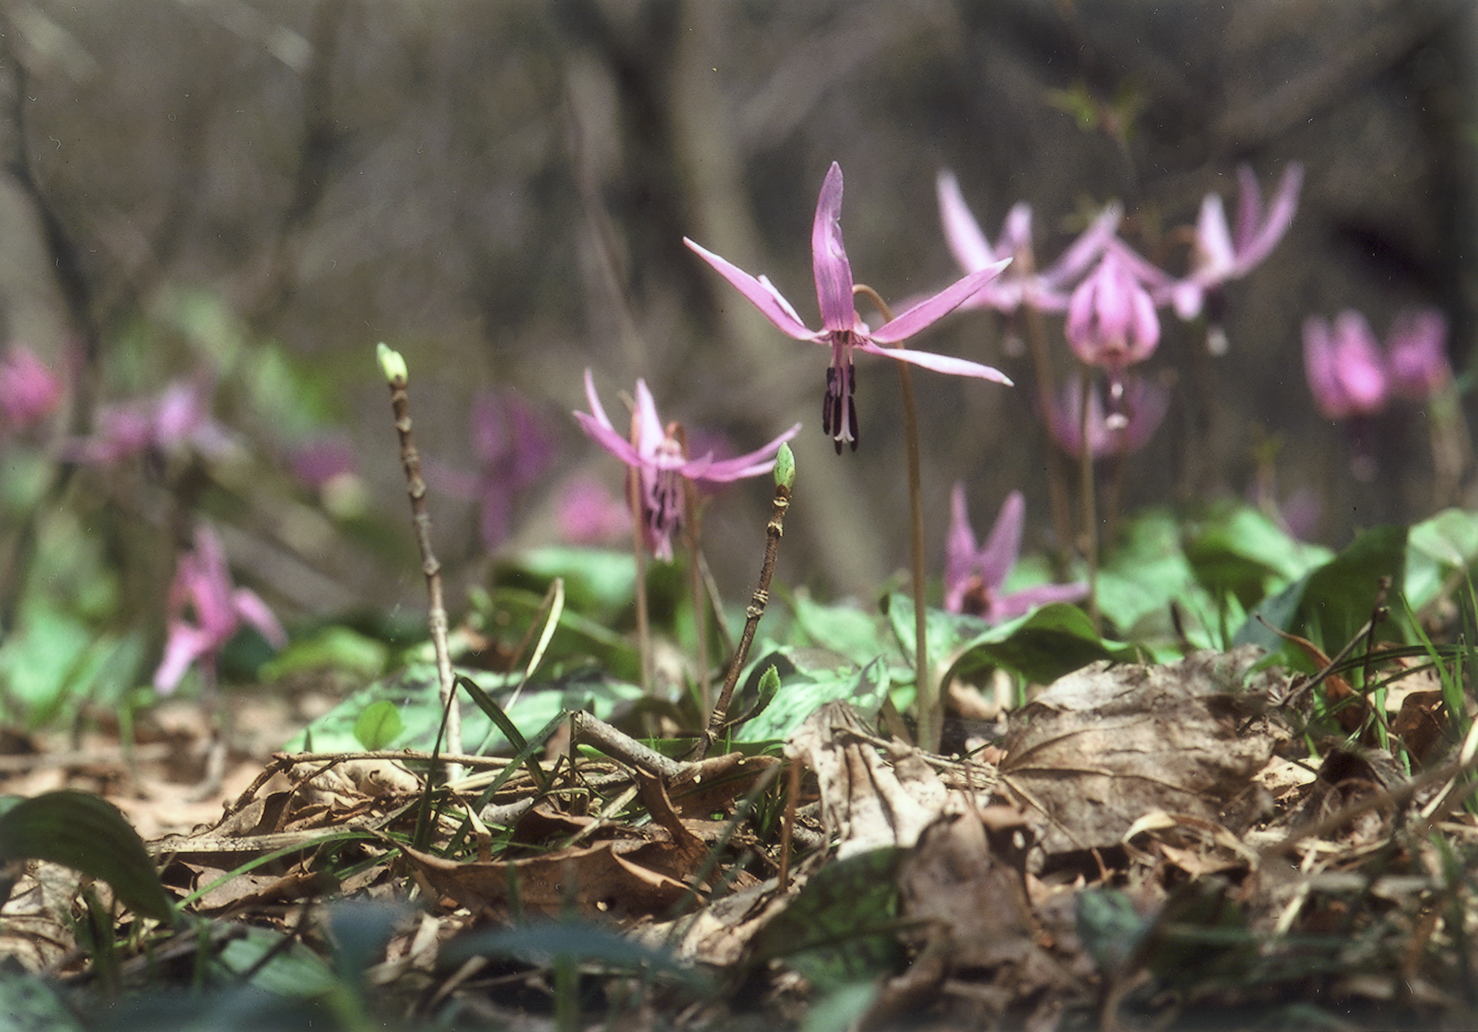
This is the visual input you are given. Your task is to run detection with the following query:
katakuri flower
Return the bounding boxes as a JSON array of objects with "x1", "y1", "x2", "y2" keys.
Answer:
[
  {"x1": 63, "y1": 374, "x2": 233, "y2": 464},
  {"x1": 1065, "y1": 246, "x2": 1162, "y2": 372},
  {"x1": 1046, "y1": 371, "x2": 1170, "y2": 460},
  {"x1": 574, "y1": 369, "x2": 800, "y2": 561},
  {"x1": 1385, "y1": 307, "x2": 1450, "y2": 401},
  {"x1": 432, "y1": 388, "x2": 555, "y2": 551},
  {"x1": 1302, "y1": 311, "x2": 1390, "y2": 420},
  {"x1": 0, "y1": 345, "x2": 65, "y2": 434},
  {"x1": 936, "y1": 170, "x2": 1121, "y2": 314},
  {"x1": 154, "y1": 524, "x2": 287, "y2": 694},
  {"x1": 945, "y1": 484, "x2": 1088, "y2": 621},
  {"x1": 1166, "y1": 163, "x2": 1303, "y2": 323},
  {"x1": 685, "y1": 162, "x2": 1011, "y2": 453}
]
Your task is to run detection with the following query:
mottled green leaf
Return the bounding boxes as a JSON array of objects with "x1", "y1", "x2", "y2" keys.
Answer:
[
  {"x1": 747, "y1": 847, "x2": 905, "y2": 990},
  {"x1": 0, "y1": 790, "x2": 174, "y2": 924}
]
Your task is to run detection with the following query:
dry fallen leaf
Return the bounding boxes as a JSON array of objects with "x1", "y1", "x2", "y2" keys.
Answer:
[{"x1": 999, "y1": 647, "x2": 1285, "y2": 856}]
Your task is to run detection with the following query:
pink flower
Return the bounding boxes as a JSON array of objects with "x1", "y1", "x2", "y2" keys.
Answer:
[
  {"x1": 432, "y1": 389, "x2": 555, "y2": 551},
  {"x1": 1385, "y1": 307, "x2": 1450, "y2": 401},
  {"x1": 1167, "y1": 164, "x2": 1303, "y2": 322},
  {"x1": 936, "y1": 170, "x2": 1121, "y2": 314},
  {"x1": 0, "y1": 346, "x2": 65, "y2": 433},
  {"x1": 1302, "y1": 311, "x2": 1390, "y2": 420},
  {"x1": 154, "y1": 525, "x2": 287, "y2": 694},
  {"x1": 945, "y1": 485, "x2": 1088, "y2": 622},
  {"x1": 1046, "y1": 371, "x2": 1170, "y2": 460},
  {"x1": 555, "y1": 475, "x2": 632, "y2": 546},
  {"x1": 63, "y1": 375, "x2": 232, "y2": 464},
  {"x1": 685, "y1": 162, "x2": 1011, "y2": 453},
  {"x1": 1065, "y1": 248, "x2": 1162, "y2": 371},
  {"x1": 573, "y1": 369, "x2": 799, "y2": 561}
]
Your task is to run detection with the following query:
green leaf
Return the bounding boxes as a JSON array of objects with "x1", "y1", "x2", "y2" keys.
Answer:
[
  {"x1": 0, "y1": 966, "x2": 84, "y2": 1032},
  {"x1": 1237, "y1": 524, "x2": 1407, "y2": 656},
  {"x1": 352, "y1": 700, "x2": 404, "y2": 751},
  {"x1": 1096, "y1": 509, "x2": 1217, "y2": 645},
  {"x1": 944, "y1": 602, "x2": 1137, "y2": 686},
  {"x1": 1406, "y1": 508, "x2": 1478, "y2": 613},
  {"x1": 284, "y1": 664, "x2": 643, "y2": 755},
  {"x1": 788, "y1": 590, "x2": 897, "y2": 672},
  {"x1": 733, "y1": 654, "x2": 891, "y2": 744},
  {"x1": 747, "y1": 847, "x2": 905, "y2": 990},
  {"x1": 881, "y1": 592, "x2": 995, "y2": 679},
  {"x1": 261, "y1": 625, "x2": 387, "y2": 682},
  {"x1": 444, "y1": 919, "x2": 704, "y2": 987},
  {"x1": 0, "y1": 790, "x2": 175, "y2": 923},
  {"x1": 1182, "y1": 503, "x2": 1331, "y2": 608}
]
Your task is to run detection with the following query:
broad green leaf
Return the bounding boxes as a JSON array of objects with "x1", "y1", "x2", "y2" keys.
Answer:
[
  {"x1": 1096, "y1": 509, "x2": 1217, "y2": 645},
  {"x1": 788, "y1": 590, "x2": 898, "y2": 671},
  {"x1": 1182, "y1": 503, "x2": 1331, "y2": 608},
  {"x1": 496, "y1": 544, "x2": 635, "y2": 615},
  {"x1": 1236, "y1": 523, "x2": 1407, "y2": 658},
  {"x1": 0, "y1": 967, "x2": 84, "y2": 1032},
  {"x1": 733, "y1": 654, "x2": 890, "y2": 744},
  {"x1": 475, "y1": 584, "x2": 641, "y2": 682},
  {"x1": 1076, "y1": 887, "x2": 1147, "y2": 972},
  {"x1": 747, "y1": 847, "x2": 905, "y2": 989},
  {"x1": 0, "y1": 598, "x2": 141, "y2": 728},
  {"x1": 0, "y1": 790, "x2": 175, "y2": 924},
  {"x1": 284, "y1": 664, "x2": 643, "y2": 755},
  {"x1": 943, "y1": 602, "x2": 1137, "y2": 686},
  {"x1": 261, "y1": 625, "x2": 388, "y2": 682},
  {"x1": 881, "y1": 592, "x2": 995, "y2": 680},
  {"x1": 444, "y1": 919, "x2": 703, "y2": 987},
  {"x1": 352, "y1": 700, "x2": 403, "y2": 751},
  {"x1": 1406, "y1": 508, "x2": 1478, "y2": 613}
]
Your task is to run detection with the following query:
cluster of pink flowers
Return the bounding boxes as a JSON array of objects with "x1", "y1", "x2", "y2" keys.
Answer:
[
  {"x1": 573, "y1": 159, "x2": 1320, "y2": 625},
  {"x1": 1302, "y1": 307, "x2": 1450, "y2": 420},
  {"x1": 938, "y1": 163, "x2": 1305, "y2": 461}
]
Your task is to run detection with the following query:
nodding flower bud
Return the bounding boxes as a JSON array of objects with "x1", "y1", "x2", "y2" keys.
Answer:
[
  {"x1": 376, "y1": 342, "x2": 408, "y2": 385},
  {"x1": 1066, "y1": 250, "x2": 1161, "y2": 371}
]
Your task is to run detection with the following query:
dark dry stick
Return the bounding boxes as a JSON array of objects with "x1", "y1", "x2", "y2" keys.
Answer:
[
  {"x1": 378, "y1": 344, "x2": 461, "y2": 764},
  {"x1": 693, "y1": 448, "x2": 793, "y2": 761}
]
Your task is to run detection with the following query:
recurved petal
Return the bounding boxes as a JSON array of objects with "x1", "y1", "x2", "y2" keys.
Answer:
[
  {"x1": 937, "y1": 170, "x2": 1000, "y2": 273},
  {"x1": 632, "y1": 379, "x2": 666, "y2": 456},
  {"x1": 684, "y1": 238, "x2": 818, "y2": 340},
  {"x1": 688, "y1": 422, "x2": 802, "y2": 483},
  {"x1": 944, "y1": 482, "x2": 979, "y2": 612},
  {"x1": 991, "y1": 581, "x2": 1090, "y2": 623},
  {"x1": 574, "y1": 409, "x2": 646, "y2": 468},
  {"x1": 234, "y1": 588, "x2": 288, "y2": 648},
  {"x1": 1234, "y1": 163, "x2": 1302, "y2": 273},
  {"x1": 978, "y1": 490, "x2": 1026, "y2": 591},
  {"x1": 870, "y1": 261, "x2": 1011, "y2": 344},
  {"x1": 855, "y1": 340, "x2": 1013, "y2": 384}
]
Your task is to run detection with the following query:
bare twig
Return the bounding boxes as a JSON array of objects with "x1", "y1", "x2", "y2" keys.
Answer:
[
  {"x1": 377, "y1": 344, "x2": 461, "y2": 767},
  {"x1": 693, "y1": 444, "x2": 794, "y2": 761}
]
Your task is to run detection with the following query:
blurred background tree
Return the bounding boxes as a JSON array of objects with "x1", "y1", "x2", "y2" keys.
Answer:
[{"x1": 0, "y1": 0, "x2": 1471, "y2": 651}]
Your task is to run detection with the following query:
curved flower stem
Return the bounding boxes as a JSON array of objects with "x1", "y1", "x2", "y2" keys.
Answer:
[
  {"x1": 681, "y1": 476, "x2": 711, "y2": 715},
  {"x1": 627, "y1": 464, "x2": 652, "y2": 693},
  {"x1": 1077, "y1": 367, "x2": 1101, "y2": 632},
  {"x1": 1019, "y1": 261, "x2": 1074, "y2": 552},
  {"x1": 855, "y1": 283, "x2": 933, "y2": 751}
]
